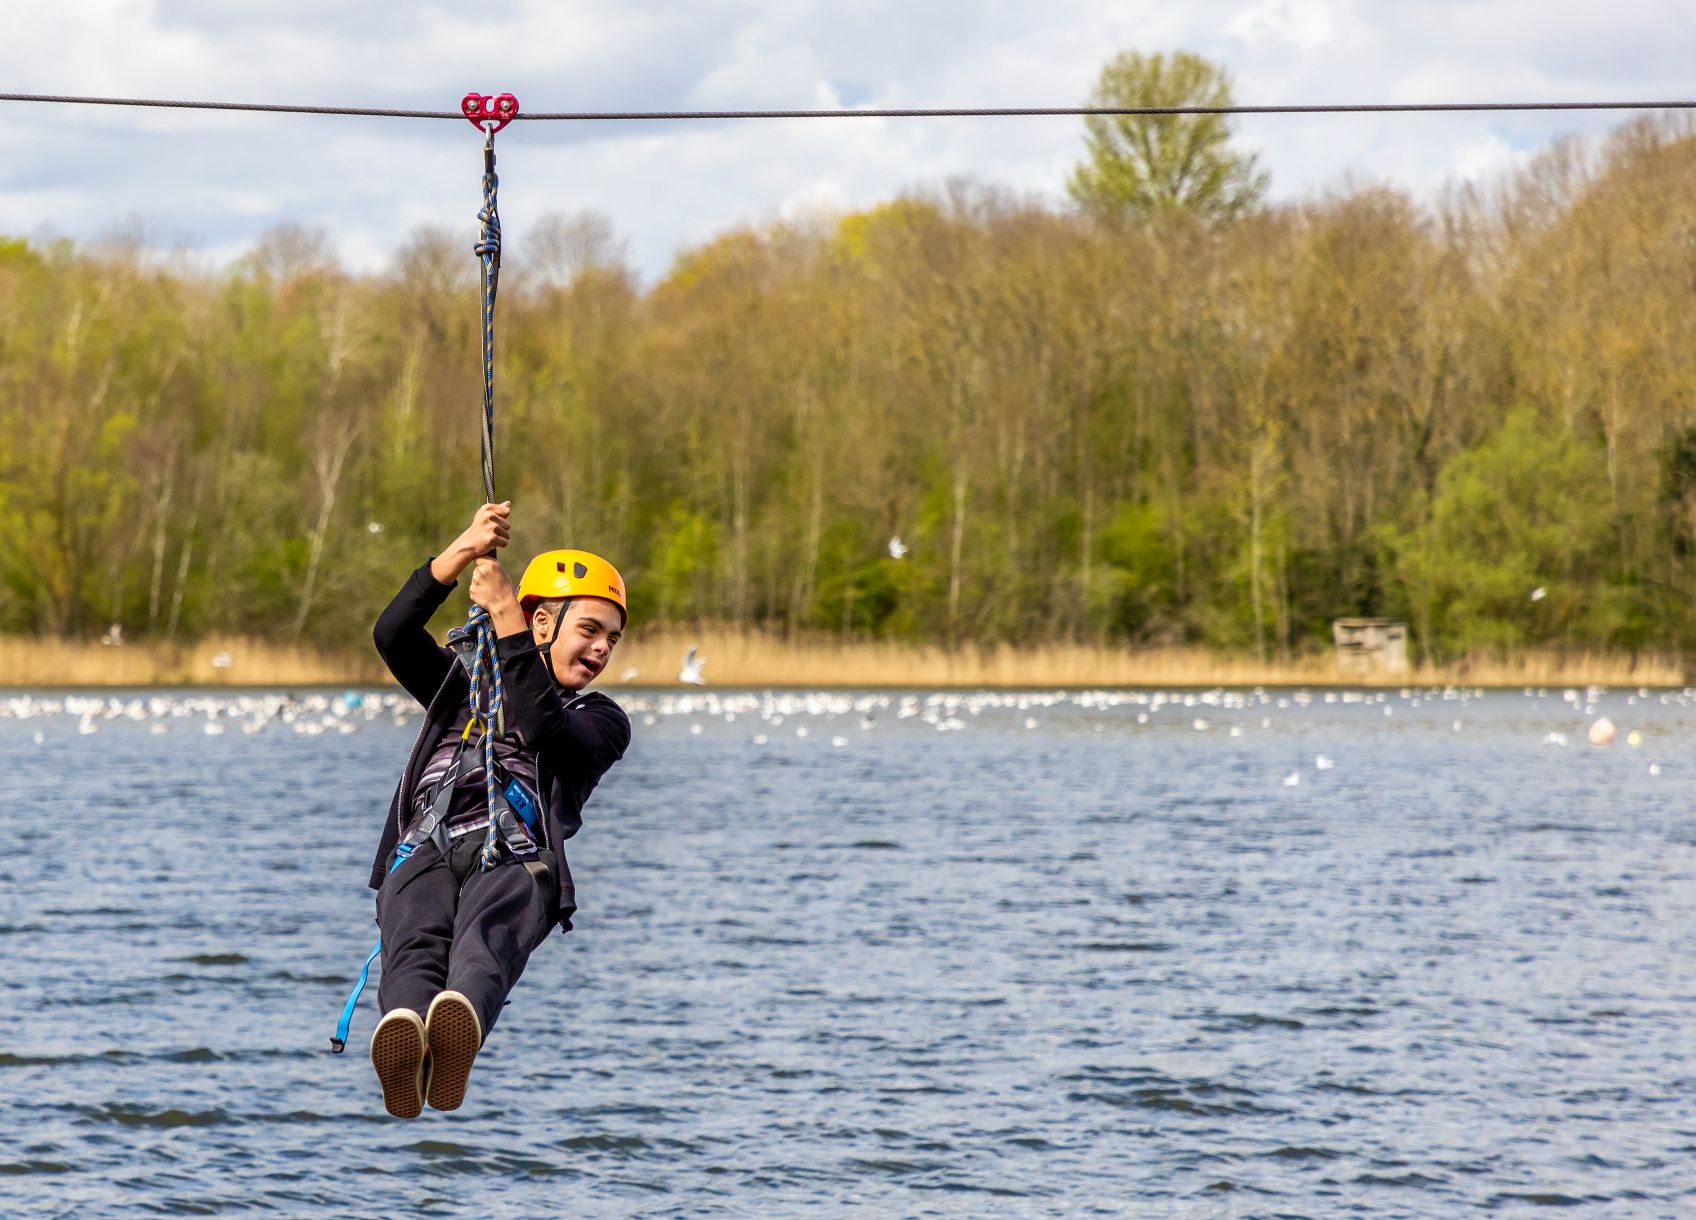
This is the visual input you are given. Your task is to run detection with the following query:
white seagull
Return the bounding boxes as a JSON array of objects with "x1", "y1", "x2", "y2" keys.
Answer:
[{"x1": 679, "y1": 646, "x2": 707, "y2": 686}]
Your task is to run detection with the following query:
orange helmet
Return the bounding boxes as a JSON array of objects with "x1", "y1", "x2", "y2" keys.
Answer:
[{"x1": 517, "y1": 549, "x2": 628, "y2": 626}]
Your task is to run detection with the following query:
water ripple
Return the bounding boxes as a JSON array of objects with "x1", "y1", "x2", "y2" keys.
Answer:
[{"x1": 6, "y1": 686, "x2": 1696, "y2": 1215}]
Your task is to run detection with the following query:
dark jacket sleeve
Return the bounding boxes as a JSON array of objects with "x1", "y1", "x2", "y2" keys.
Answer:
[
  {"x1": 373, "y1": 559, "x2": 459, "y2": 708},
  {"x1": 495, "y1": 631, "x2": 632, "y2": 777}
]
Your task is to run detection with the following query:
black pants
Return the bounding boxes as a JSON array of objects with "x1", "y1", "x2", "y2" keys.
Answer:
[{"x1": 375, "y1": 833, "x2": 556, "y2": 1040}]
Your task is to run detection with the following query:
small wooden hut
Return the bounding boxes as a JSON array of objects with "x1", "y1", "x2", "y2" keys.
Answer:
[{"x1": 1332, "y1": 617, "x2": 1409, "y2": 677}]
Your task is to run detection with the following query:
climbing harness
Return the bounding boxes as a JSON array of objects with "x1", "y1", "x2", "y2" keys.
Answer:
[
  {"x1": 330, "y1": 92, "x2": 532, "y2": 1054},
  {"x1": 331, "y1": 687, "x2": 589, "y2": 1052},
  {"x1": 329, "y1": 720, "x2": 552, "y2": 1053}
]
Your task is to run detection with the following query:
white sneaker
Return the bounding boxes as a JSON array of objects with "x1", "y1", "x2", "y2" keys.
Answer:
[
  {"x1": 424, "y1": 990, "x2": 483, "y2": 1112},
  {"x1": 370, "y1": 1008, "x2": 428, "y2": 1119}
]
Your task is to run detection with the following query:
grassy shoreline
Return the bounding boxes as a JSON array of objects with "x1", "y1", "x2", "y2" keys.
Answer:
[{"x1": 0, "y1": 631, "x2": 1686, "y2": 689}]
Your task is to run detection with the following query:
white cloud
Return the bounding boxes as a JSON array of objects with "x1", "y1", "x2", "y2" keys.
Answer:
[
  {"x1": 1450, "y1": 131, "x2": 1532, "y2": 185},
  {"x1": 1225, "y1": 0, "x2": 1338, "y2": 50},
  {"x1": 1, "y1": 0, "x2": 1687, "y2": 279}
]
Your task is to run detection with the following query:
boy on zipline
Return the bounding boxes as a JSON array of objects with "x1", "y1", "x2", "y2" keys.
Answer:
[{"x1": 366, "y1": 500, "x2": 631, "y2": 1118}]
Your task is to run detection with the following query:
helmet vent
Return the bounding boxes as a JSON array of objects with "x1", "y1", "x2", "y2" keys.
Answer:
[
  {"x1": 557, "y1": 562, "x2": 566, "y2": 573},
  {"x1": 573, "y1": 562, "x2": 589, "y2": 579}
]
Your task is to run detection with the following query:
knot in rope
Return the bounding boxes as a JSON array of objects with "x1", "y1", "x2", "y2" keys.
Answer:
[{"x1": 473, "y1": 172, "x2": 501, "y2": 262}]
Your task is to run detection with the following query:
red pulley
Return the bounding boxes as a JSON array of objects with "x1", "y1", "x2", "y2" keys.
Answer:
[{"x1": 461, "y1": 92, "x2": 520, "y2": 133}]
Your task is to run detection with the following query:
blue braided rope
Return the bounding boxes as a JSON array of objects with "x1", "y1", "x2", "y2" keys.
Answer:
[
  {"x1": 468, "y1": 129, "x2": 505, "y2": 873},
  {"x1": 329, "y1": 128, "x2": 509, "y2": 1054},
  {"x1": 474, "y1": 144, "x2": 500, "y2": 506}
]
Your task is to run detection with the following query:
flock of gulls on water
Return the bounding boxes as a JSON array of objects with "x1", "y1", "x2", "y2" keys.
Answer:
[{"x1": 1, "y1": 685, "x2": 1685, "y2": 783}]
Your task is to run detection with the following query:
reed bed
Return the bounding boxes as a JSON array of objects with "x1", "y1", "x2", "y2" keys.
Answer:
[
  {"x1": 616, "y1": 631, "x2": 1689, "y2": 689},
  {"x1": 0, "y1": 635, "x2": 389, "y2": 688},
  {"x1": 0, "y1": 631, "x2": 1685, "y2": 689}
]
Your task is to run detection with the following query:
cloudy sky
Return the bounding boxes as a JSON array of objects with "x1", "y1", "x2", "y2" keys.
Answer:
[{"x1": 4, "y1": 1, "x2": 1691, "y2": 281}]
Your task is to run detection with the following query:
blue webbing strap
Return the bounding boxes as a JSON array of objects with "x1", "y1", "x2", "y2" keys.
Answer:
[
  {"x1": 327, "y1": 745, "x2": 464, "y2": 1054},
  {"x1": 331, "y1": 939, "x2": 384, "y2": 1054},
  {"x1": 329, "y1": 838, "x2": 421, "y2": 1054}
]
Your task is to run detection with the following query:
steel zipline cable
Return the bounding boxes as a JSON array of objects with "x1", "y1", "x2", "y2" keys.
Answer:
[{"x1": 2, "y1": 91, "x2": 1696, "y2": 122}]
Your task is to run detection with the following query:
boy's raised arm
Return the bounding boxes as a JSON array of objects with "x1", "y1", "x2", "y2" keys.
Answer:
[{"x1": 373, "y1": 503, "x2": 512, "y2": 707}]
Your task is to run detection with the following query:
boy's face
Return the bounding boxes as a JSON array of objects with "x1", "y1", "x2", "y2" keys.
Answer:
[{"x1": 532, "y1": 598, "x2": 623, "y2": 690}]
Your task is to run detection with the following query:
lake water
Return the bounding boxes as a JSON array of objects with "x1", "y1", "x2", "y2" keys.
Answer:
[{"x1": 4, "y1": 684, "x2": 1695, "y2": 1217}]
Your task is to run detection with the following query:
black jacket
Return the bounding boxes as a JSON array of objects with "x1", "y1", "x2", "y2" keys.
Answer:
[{"x1": 370, "y1": 560, "x2": 632, "y2": 929}]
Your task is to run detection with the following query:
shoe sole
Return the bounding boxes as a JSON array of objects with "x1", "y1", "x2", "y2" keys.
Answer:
[
  {"x1": 370, "y1": 1012, "x2": 427, "y2": 1119},
  {"x1": 425, "y1": 993, "x2": 481, "y2": 1112}
]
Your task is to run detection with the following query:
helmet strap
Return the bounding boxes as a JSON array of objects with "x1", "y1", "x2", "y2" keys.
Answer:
[{"x1": 531, "y1": 611, "x2": 562, "y2": 680}]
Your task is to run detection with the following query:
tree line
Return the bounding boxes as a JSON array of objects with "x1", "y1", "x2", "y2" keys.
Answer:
[{"x1": 4, "y1": 93, "x2": 1696, "y2": 663}]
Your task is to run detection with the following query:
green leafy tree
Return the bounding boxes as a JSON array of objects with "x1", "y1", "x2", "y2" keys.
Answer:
[
  {"x1": 1067, "y1": 50, "x2": 1269, "y2": 226},
  {"x1": 9, "y1": 111, "x2": 1696, "y2": 663},
  {"x1": 1380, "y1": 407, "x2": 1625, "y2": 659}
]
